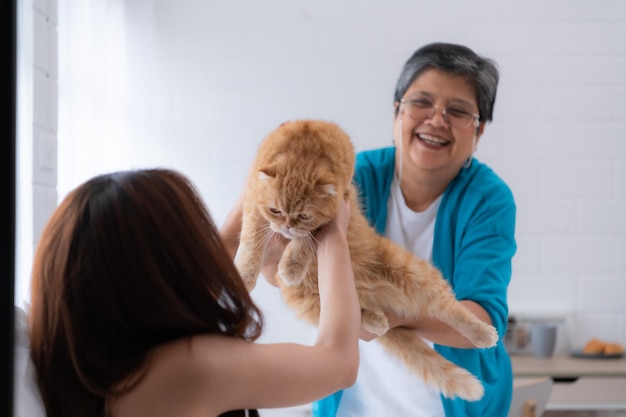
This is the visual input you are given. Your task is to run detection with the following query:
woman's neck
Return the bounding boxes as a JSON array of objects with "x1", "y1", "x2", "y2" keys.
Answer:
[{"x1": 397, "y1": 166, "x2": 457, "y2": 212}]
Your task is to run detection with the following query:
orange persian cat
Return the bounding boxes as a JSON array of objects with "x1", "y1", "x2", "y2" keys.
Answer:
[{"x1": 235, "y1": 119, "x2": 498, "y2": 401}]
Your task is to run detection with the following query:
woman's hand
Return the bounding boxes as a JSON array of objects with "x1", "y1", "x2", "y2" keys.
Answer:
[
  {"x1": 315, "y1": 199, "x2": 351, "y2": 250},
  {"x1": 359, "y1": 309, "x2": 405, "y2": 342},
  {"x1": 260, "y1": 234, "x2": 289, "y2": 287},
  {"x1": 263, "y1": 199, "x2": 351, "y2": 287}
]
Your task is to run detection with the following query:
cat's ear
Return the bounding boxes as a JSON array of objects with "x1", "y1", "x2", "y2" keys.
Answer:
[
  {"x1": 317, "y1": 173, "x2": 338, "y2": 196},
  {"x1": 317, "y1": 182, "x2": 338, "y2": 196},
  {"x1": 258, "y1": 166, "x2": 276, "y2": 180}
]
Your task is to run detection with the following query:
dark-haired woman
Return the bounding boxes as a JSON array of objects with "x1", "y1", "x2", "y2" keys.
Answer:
[{"x1": 29, "y1": 168, "x2": 360, "y2": 417}]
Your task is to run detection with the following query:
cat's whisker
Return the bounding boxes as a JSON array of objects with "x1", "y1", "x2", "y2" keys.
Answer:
[
  {"x1": 305, "y1": 233, "x2": 318, "y2": 256},
  {"x1": 246, "y1": 223, "x2": 276, "y2": 254},
  {"x1": 310, "y1": 232, "x2": 318, "y2": 243},
  {"x1": 246, "y1": 222, "x2": 268, "y2": 238},
  {"x1": 258, "y1": 226, "x2": 278, "y2": 250}
]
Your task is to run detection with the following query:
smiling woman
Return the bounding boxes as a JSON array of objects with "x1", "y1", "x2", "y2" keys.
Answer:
[{"x1": 312, "y1": 42, "x2": 516, "y2": 417}]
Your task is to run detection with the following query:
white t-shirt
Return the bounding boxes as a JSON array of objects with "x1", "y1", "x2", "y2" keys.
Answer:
[{"x1": 337, "y1": 176, "x2": 444, "y2": 417}]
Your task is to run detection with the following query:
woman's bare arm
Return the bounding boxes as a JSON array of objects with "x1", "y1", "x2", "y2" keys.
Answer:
[
  {"x1": 120, "y1": 200, "x2": 360, "y2": 416},
  {"x1": 219, "y1": 183, "x2": 246, "y2": 261},
  {"x1": 213, "y1": 200, "x2": 360, "y2": 412}
]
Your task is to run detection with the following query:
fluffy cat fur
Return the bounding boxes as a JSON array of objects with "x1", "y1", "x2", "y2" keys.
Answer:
[{"x1": 235, "y1": 119, "x2": 498, "y2": 401}]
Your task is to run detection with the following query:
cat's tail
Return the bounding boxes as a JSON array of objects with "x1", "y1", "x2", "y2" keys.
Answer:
[{"x1": 377, "y1": 327, "x2": 484, "y2": 401}]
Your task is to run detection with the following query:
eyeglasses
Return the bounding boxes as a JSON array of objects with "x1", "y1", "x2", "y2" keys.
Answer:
[{"x1": 400, "y1": 98, "x2": 480, "y2": 129}]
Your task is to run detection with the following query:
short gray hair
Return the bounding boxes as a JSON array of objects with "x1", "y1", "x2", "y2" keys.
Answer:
[{"x1": 394, "y1": 42, "x2": 499, "y2": 122}]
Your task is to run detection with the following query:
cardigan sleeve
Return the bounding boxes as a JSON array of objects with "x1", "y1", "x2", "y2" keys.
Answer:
[
  {"x1": 434, "y1": 162, "x2": 516, "y2": 417},
  {"x1": 442, "y1": 167, "x2": 516, "y2": 340}
]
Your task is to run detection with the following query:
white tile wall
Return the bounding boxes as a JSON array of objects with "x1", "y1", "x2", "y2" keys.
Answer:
[
  {"x1": 619, "y1": 239, "x2": 626, "y2": 273},
  {"x1": 32, "y1": 127, "x2": 56, "y2": 187},
  {"x1": 543, "y1": 237, "x2": 616, "y2": 274},
  {"x1": 32, "y1": 184, "x2": 56, "y2": 243},
  {"x1": 580, "y1": 201, "x2": 626, "y2": 234},
  {"x1": 616, "y1": 161, "x2": 626, "y2": 196},
  {"x1": 512, "y1": 237, "x2": 542, "y2": 274},
  {"x1": 17, "y1": 0, "x2": 57, "y2": 307}
]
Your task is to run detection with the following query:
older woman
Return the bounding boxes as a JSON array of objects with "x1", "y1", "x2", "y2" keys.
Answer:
[{"x1": 313, "y1": 42, "x2": 516, "y2": 417}]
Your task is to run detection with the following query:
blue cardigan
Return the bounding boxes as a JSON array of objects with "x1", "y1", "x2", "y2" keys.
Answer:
[{"x1": 313, "y1": 147, "x2": 516, "y2": 417}]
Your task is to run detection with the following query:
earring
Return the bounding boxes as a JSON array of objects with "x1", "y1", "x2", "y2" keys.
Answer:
[
  {"x1": 463, "y1": 155, "x2": 473, "y2": 169},
  {"x1": 395, "y1": 117, "x2": 404, "y2": 182},
  {"x1": 463, "y1": 134, "x2": 477, "y2": 169}
]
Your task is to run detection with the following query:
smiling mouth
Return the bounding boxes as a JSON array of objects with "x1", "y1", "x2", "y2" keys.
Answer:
[{"x1": 417, "y1": 133, "x2": 450, "y2": 147}]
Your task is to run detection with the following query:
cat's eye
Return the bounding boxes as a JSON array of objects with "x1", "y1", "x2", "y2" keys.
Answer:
[
  {"x1": 269, "y1": 207, "x2": 282, "y2": 215},
  {"x1": 298, "y1": 213, "x2": 311, "y2": 221}
]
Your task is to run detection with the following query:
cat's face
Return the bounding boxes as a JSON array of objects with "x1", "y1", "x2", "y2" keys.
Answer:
[
  {"x1": 255, "y1": 167, "x2": 341, "y2": 240},
  {"x1": 249, "y1": 119, "x2": 355, "y2": 240}
]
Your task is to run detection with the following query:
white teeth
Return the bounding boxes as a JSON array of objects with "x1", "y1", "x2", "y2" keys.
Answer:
[{"x1": 418, "y1": 133, "x2": 448, "y2": 145}]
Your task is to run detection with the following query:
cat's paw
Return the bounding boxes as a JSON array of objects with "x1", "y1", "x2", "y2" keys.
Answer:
[
  {"x1": 277, "y1": 260, "x2": 306, "y2": 286},
  {"x1": 471, "y1": 323, "x2": 499, "y2": 348},
  {"x1": 243, "y1": 277, "x2": 257, "y2": 292},
  {"x1": 361, "y1": 309, "x2": 389, "y2": 336},
  {"x1": 239, "y1": 272, "x2": 258, "y2": 292},
  {"x1": 235, "y1": 261, "x2": 259, "y2": 292},
  {"x1": 277, "y1": 268, "x2": 304, "y2": 286}
]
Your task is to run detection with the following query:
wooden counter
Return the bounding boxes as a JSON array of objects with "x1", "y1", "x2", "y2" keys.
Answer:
[
  {"x1": 512, "y1": 352, "x2": 626, "y2": 378},
  {"x1": 511, "y1": 353, "x2": 626, "y2": 416}
]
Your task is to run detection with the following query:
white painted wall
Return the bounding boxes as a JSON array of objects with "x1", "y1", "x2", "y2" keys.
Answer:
[
  {"x1": 15, "y1": 0, "x2": 58, "y2": 310},
  {"x1": 29, "y1": 0, "x2": 626, "y2": 363}
]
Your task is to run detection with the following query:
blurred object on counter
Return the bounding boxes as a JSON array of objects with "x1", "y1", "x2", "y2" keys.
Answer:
[
  {"x1": 505, "y1": 316, "x2": 531, "y2": 353},
  {"x1": 576, "y1": 338, "x2": 625, "y2": 358}
]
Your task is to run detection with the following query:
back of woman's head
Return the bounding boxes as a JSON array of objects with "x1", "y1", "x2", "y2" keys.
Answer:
[
  {"x1": 394, "y1": 42, "x2": 500, "y2": 122},
  {"x1": 29, "y1": 168, "x2": 263, "y2": 417}
]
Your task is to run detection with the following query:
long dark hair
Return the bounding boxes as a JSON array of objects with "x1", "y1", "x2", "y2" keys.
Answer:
[{"x1": 29, "y1": 168, "x2": 263, "y2": 417}]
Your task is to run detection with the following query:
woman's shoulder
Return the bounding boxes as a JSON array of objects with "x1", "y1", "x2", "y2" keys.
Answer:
[
  {"x1": 355, "y1": 146, "x2": 395, "y2": 168},
  {"x1": 354, "y1": 146, "x2": 395, "y2": 189},
  {"x1": 147, "y1": 334, "x2": 241, "y2": 379},
  {"x1": 112, "y1": 334, "x2": 241, "y2": 416},
  {"x1": 453, "y1": 159, "x2": 515, "y2": 208},
  {"x1": 441, "y1": 160, "x2": 516, "y2": 235}
]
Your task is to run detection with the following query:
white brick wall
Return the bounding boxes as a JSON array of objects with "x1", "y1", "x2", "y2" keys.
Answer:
[
  {"x1": 32, "y1": 0, "x2": 58, "y2": 271},
  {"x1": 16, "y1": 0, "x2": 57, "y2": 308},
  {"x1": 127, "y1": 0, "x2": 626, "y2": 351},
  {"x1": 32, "y1": 0, "x2": 626, "y2": 357}
]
